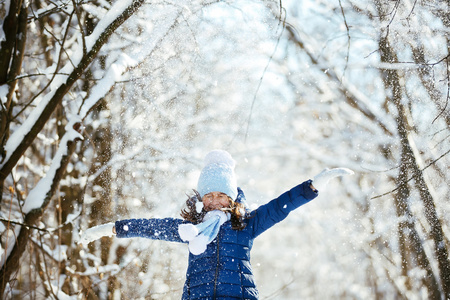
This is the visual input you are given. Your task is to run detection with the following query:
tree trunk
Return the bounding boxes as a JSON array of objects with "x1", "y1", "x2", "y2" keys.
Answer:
[
  {"x1": 0, "y1": 0, "x2": 27, "y2": 189},
  {"x1": 378, "y1": 32, "x2": 449, "y2": 298},
  {"x1": 0, "y1": 137, "x2": 78, "y2": 296},
  {"x1": 88, "y1": 98, "x2": 115, "y2": 298}
]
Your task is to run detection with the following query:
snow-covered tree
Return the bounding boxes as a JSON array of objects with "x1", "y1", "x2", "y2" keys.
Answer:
[
  {"x1": 1, "y1": 0, "x2": 448, "y2": 298},
  {"x1": 274, "y1": 0, "x2": 450, "y2": 298}
]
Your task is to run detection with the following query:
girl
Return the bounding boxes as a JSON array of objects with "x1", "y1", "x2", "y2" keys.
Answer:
[{"x1": 107, "y1": 150, "x2": 352, "y2": 299}]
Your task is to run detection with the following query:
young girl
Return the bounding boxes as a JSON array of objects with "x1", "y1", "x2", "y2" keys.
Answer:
[{"x1": 106, "y1": 150, "x2": 352, "y2": 299}]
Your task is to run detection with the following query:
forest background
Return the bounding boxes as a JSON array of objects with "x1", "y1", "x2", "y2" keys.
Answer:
[{"x1": 0, "y1": 0, "x2": 449, "y2": 299}]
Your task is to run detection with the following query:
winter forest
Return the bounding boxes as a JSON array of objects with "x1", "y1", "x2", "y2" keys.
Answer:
[{"x1": 0, "y1": 0, "x2": 449, "y2": 299}]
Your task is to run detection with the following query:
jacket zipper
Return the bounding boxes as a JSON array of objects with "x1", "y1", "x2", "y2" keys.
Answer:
[{"x1": 213, "y1": 231, "x2": 220, "y2": 299}]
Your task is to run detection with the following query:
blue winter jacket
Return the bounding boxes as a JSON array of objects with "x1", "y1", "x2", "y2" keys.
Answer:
[{"x1": 115, "y1": 180, "x2": 318, "y2": 300}]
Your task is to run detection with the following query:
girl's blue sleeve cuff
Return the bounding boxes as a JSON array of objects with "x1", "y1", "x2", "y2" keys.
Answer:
[
  {"x1": 115, "y1": 219, "x2": 133, "y2": 237},
  {"x1": 302, "y1": 179, "x2": 319, "y2": 200}
]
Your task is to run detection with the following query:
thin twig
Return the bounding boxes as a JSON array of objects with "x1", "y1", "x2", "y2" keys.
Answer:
[
  {"x1": 244, "y1": 6, "x2": 286, "y2": 143},
  {"x1": 432, "y1": 54, "x2": 450, "y2": 124},
  {"x1": 371, "y1": 148, "x2": 450, "y2": 199},
  {"x1": 0, "y1": 218, "x2": 50, "y2": 232},
  {"x1": 38, "y1": 233, "x2": 58, "y2": 299},
  {"x1": 384, "y1": 0, "x2": 401, "y2": 38},
  {"x1": 338, "y1": 0, "x2": 351, "y2": 76},
  {"x1": 12, "y1": 10, "x2": 76, "y2": 120},
  {"x1": 1, "y1": 189, "x2": 15, "y2": 290},
  {"x1": 72, "y1": 0, "x2": 87, "y2": 55},
  {"x1": 6, "y1": 72, "x2": 72, "y2": 84}
]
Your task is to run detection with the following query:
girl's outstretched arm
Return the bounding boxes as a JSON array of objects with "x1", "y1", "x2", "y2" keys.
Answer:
[
  {"x1": 246, "y1": 168, "x2": 353, "y2": 238},
  {"x1": 247, "y1": 180, "x2": 318, "y2": 238},
  {"x1": 115, "y1": 218, "x2": 186, "y2": 243}
]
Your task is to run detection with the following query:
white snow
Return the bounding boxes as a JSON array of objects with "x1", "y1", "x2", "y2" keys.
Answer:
[
  {"x1": 79, "y1": 54, "x2": 136, "y2": 119},
  {"x1": 31, "y1": 238, "x2": 68, "y2": 262},
  {"x1": 0, "y1": 0, "x2": 10, "y2": 43},
  {"x1": 0, "y1": 84, "x2": 8, "y2": 105},
  {"x1": 3, "y1": 0, "x2": 449, "y2": 298},
  {"x1": 66, "y1": 260, "x2": 120, "y2": 276},
  {"x1": 0, "y1": 226, "x2": 21, "y2": 269},
  {"x1": 0, "y1": 0, "x2": 144, "y2": 168},
  {"x1": 79, "y1": 7, "x2": 179, "y2": 119},
  {"x1": 22, "y1": 117, "x2": 83, "y2": 213},
  {"x1": 49, "y1": 284, "x2": 78, "y2": 300},
  {"x1": 84, "y1": 0, "x2": 135, "y2": 53},
  {"x1": 1, "y1": 87, "x2": 58, "y2": 166}
]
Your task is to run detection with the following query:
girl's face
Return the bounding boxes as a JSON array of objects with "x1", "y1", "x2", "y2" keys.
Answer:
[{"x1": 202, "y1": 192, "x2": 230, "y2": 211}]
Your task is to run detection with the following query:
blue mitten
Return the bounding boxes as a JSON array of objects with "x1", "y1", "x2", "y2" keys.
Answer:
[
  {"x1": 312, "y1": 168, "x2": 354, "y2": 191},
  {"x1": 178, "y1": 210, "x2": 230, "y2": 255}
]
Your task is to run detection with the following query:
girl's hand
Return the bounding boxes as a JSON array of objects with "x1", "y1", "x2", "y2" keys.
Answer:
[
  {"x1": 312, "y1": 168, "x2": 354, "y2": 191},
  {"x1": 79, "y1": 222, "x2": 115, "y2": 246}
]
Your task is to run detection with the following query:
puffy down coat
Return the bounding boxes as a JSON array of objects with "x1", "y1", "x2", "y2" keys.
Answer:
[{"x1": 115, "y1": 180, "x2": 318, "y2": 299}]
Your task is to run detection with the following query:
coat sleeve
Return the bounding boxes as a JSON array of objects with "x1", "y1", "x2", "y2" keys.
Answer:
[
  {"x1": 247, "y1": 180, "x2": 318, "y2": 238},
  {"x1": 115, "y1": 217, "x2": 186, "y2": 243}
]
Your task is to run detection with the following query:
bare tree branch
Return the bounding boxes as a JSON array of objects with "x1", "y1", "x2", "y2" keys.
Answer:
[
  {"x1": 371, "y1": 147, "x2": 450, "y2": 199},
  {"x1": 0, "y1": 0, "x2": 146, "y2": 181},
  {"x1": 0, "y1": 0, "x2": 147, "y2": 295},
  {"x1": 285, "y1": 25, "x2": 394, "y2": 136},
  {"x1": 338, "y1": 0, "x2": 351, "y2": 75}
]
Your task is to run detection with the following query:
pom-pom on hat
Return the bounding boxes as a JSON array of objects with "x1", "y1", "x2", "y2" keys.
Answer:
[{"x1": 197, "y1": 150, "x2": 238, "y2": 200}]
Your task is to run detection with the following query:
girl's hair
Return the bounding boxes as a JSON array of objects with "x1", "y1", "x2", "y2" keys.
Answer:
[{"x1": 180, "y1": 190, "x2": 248, "y2": 231}]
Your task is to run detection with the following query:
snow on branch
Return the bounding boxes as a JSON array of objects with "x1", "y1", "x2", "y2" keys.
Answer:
[
  {"x1": 84, "y1": 0, "x2": 138, "y2": 53},
  {"x1": 22, "y1": 117, "x2": 83, "y2": 213},
  {"x1": 0, "y1": 119, "x2": 82, "y2": 270},
  {"x1": 0, "y1": 1, "x2": 147, "y2": 288},
  {"x1": 78, "y1": 8, "x2": 181, "y2": 119},
  {"x1": 0, "y1": 0, "x2": 146, "y2": 181},
  {"x1": 66, "y1": 262, "x2": 120, "y2": 277},
  {"x1": 79, "y1": 54, "x2": 137, "y2": 119}
]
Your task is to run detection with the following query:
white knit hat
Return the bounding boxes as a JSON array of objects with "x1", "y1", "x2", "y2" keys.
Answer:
[{"x1": 197, "y1": 150, "x2": 238, "y2": 200}]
